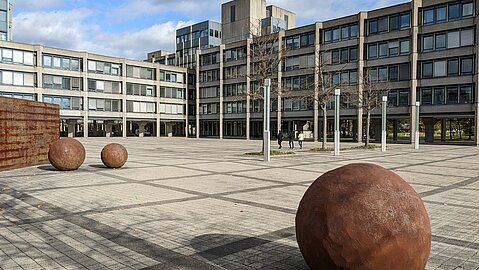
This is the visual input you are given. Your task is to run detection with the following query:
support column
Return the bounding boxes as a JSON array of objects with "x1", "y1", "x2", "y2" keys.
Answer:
[
  {"x1": 410, "y1": 0, "x2": 421, "y2": 145},
  {"x1": 313, "y1": 23, "x2": 321, "y2": 143},
  {"x1": 83, "y1": 115, "x2": 89, "y2": 138},
  {"x1": 357, "y1": 12, "x2": 367, "y2": 143},
  {"x1": 219, "y1": 44, "x2": 225, "y2": 140},
  {"x1": 441, "y1": 118, "x2": 447, "y2": 142},
  {"x1": 105, "y1": 122, "x2": 113, "y2": 138},
  {"x1": 246, "y1": 38, "x2": 252, "y2": 140},
  {"x1": 424, "y1": 118, "x2": 436, "y2": 143},
  {"x1": 138, "y1": 122, "x2": 146, "y2": 138},
  {"x1": 374, "y1": 119, "x2": 382, "y2": 142},
  {"x1": 67, "y1": 120, "x2": 76, "y2": 138},
  {"x1": 393, "y1": 119, "x2": 398, "y2": 141}
]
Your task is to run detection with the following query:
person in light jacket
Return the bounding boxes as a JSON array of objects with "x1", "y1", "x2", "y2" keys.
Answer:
[{"x1": 298, "y1": 132, "x2": 304, "y2": 149}]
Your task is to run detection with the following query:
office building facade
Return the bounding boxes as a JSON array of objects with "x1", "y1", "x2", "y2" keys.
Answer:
[
  {"x1": 0, "y1": 41, "x2": 193, "y2": 138},
  {"x1": 188, "y1": 0, "x2": 479, "y2": 145}
]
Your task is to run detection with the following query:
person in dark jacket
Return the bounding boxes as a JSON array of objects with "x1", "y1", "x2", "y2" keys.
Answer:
[
  {"x1": 289, "y1": 131, "x2": 295, "y2": 149},
  {"x1": 277, "y1": 131, "x2": 283, "y2": 149}
]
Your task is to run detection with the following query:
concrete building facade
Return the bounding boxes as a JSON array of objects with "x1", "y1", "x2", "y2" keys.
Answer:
[
  {"x1": 188, "y1": 0, "x2": 479, "y2": 145},
  {"x1": 0, "y1": 41, "x2": 193, "y2": 138}
]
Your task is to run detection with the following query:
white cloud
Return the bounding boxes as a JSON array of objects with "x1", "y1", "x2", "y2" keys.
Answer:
[{"x1": 13, "y1": 9, "x2": 192, "y2": 60}]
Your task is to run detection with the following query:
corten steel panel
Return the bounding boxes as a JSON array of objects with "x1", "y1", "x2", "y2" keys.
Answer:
[{"x1": 0, "y1": 96, "x2": 60, "y2": 172}]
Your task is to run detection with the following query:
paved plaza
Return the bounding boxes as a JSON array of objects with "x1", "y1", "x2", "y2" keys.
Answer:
[{"x1": 0, "y1": 138, "x2": 478, "y2": 270}]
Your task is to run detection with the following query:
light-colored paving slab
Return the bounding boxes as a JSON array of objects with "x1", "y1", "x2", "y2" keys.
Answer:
[{"x1": 0, "y1": 137, "x2": 478, "y2": 270}]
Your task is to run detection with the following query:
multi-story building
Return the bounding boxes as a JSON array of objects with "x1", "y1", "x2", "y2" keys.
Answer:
[
  {"x1": 0, "y1": 0, "x2": 12, "y2": 41},
  {"x1": 187, "y1": 0, "x2": 479, "y2": 145},
  {"x1": 0, "y1": 41, "x2": 193, "y2": 138}
]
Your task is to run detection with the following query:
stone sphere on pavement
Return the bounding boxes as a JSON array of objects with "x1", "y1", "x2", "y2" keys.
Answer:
[
  {"x1": 48, "y1": 138, "x2": 86, "y2": 171},
  {"x1": 101, "y1": 143, "x2": 128, "y2": 168},
  {"x1": 295, "y1": 163, "x2": 431, "y2": 270}
]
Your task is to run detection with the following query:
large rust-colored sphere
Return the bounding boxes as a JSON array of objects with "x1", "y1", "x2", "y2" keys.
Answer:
[
  {"x1": 296, "y1": 163, "x2": 431, "y2": 270},
  {"x1": 48, "y1": 138, "x2": 86, "y2": 171},
  {"x1": 101, "y1": 143, "x2": 128, "y2": 168}
]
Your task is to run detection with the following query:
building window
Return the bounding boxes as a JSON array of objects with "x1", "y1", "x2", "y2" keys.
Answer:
[
  {"x1": 422, "y1": 62, "x2": 433, "y2": 78},
  {"x1": 434, "y1": 60, "x2": 447, "y2": 77},
  {"x1": 460, "y1": 85, "x2": 472, "y2": 103},
  {"x1": 434, "y1": 88, "x2": 445, "y2": 105},
  {"x1": 436, "y1": 6, "x2": 447, "y2": 22},
  {"x1": 368, "y1": 44, "x2": 377, "y2": 59},
  {"x1": 448, "y1": 3, "x2": 461, "y2": 20},
  {"x1": 127, "y1": 83, "x2": 156, "y2": 97},
  {"x1": 160, "y1": 86, "x2": 185, "y2": 99},
  {"x1": 435, "y1": 33, "x2": 446, "y2": 50},
  {"x1": 88, "y1": 60, "x2": 121, "y2": 76},
  {"x1": 460, "y1": 29, "x2": 474, "y2": 46},
  {"x1": 461, "y1": 57, "x2": 473, "y2": 75},
  {"x1": 43, "y1": 96, "x2": 83, "y2": 110},
  {"x1": 230, "y1": 5, "x2": 235, "y2": 23},
  {"x1": 88, "y1": 79, "x2": 121, "y2": 94},
  {"x1": 126, "y1": 101, "x2": 156, "y2": 113},
  {"x1": 462, "y1": 2, "x2": 474, "y2": 17},
  {"x1": 448, "y1": 59, "x2": 459, "y2": 76},
  {"x1": 423, "y1": 36, "x2": 434, "y2": 51},
  {"x1": 0, "y1": 71, "x2": 35, "y2": 87},
  {"x1": 447, "y1": 31, "x2": 460, "y2": 48},
  {"x1": 447, "y1": 87, "x2": 459, "y2": 104}
]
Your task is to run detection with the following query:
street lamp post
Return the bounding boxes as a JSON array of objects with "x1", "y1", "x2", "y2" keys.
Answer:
[
  {"x1": 334, "y1": 89, "x2": 340, "y2": 156},
  {"x1": 263, "y1": 79, "x2": 271, "y2": 162},
  {"x1": 415, "y1": 101, "x2": 420, "y2": 150},
  {"x1": 381, "y1": 95, "x2": 388, "y2": 152}
]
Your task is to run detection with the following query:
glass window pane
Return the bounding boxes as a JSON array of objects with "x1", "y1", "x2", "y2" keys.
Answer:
[
  {"x1": 460, "y1": 86, "x2": 472, "y2": 103},
  {"x1": 434, "y1": 60, "x2": 446, "y2": 77},
  {"x1": 24, "y1": 73, "x2": 34, "y2": 86},
  {"x1": 461, "y1": 58, "x2": 473, "y2": 75},
  {"x1": 389, "y1": 16, "x2": 399, "y2": 31},
  {"x1": 448, "y1": 4, "x2": 460, "y2": 20},
  {"x1": 447, "y1": 87, "x2": 458, "y2": 104},
  {"x1": 350, "y1": 24, "x2": 358, "y2": 37},
  {"x1": 422, "y1": 62, "x2": 433, "y2": 78},
  {"x1": 435, "y1": 34, "x2": 446, "y2": 49},
  {"x1": 461, "y1": 29, "x2": 474, "y2": 46},
  {"x1": 447, "y1": 31, "x2": 460, "y2": 48},
  {"x1": 434, "y1": 88, "x2": 444, "y2": 104},
  {"x1": 400, "y1": 13, "x2": 410, "y2": 28},
  {"x1": 332, "y1": 28, "x2": 340, "y2": 41},
  {"x1": 368, "y1": 44, "x2": 377, "y2": 59},
  {"x1": 13, "y1": 73, "x2": 23, "y2": 86},
  {"x1": 422, "y1": 89, "x2": 432, "y2": 105},
  {"x1": 341, "y1": 27, "x2": 349, "y2": 39},
  {"x1": 2, "y1": 71, "x2": 12, "y2": 84},
  {"x1": 462, "y1": 2, "x2": 473, "y2": 17},
  {"x1": 400, "y1": 40, "x2": 410, "y2": 54},
  {"x1": 423, "y1": 9, "x2": 434, "y2": 24},
  {"x1": 53, "y1": 57, "x2": 61, "y2": 68},
  {"x1": 88, "y1": 60, "x2": 96, "y2": 71},
  {"x1": 379, "y1": 43, "x2": 388, "y2": 57},
  {"x1": 399, "y1": 63, "x2": 410, "y2": 80},
  {"x1": 378, "y1": 17, "x2": 388, "y2": 32},
  {"x1": 423, "y1": 36, "x2": 434, "y2": 51},
  {"x1": 436, "y1": 6, "x2": 447, "y2": 22},
  {"x1": 448, "y1": 59, "x2": 459, "y2": 76},
  {"x1": 369, "y1": 20, "x2": 377, "y2": 35},
  {"x1": 24, "y1": 52, "x2": 34, "y2": 66},
  {"x1": 13, "y1": 51, "x2": 23, "y2": 63}
]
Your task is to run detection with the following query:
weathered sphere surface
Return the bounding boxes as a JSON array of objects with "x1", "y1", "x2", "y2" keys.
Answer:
[
  {"x1": 48, "y1": 138, "x2": 86, "y2": 171},
  {"x1": 295, "y1": 163, "x2": 431, "y2": 270},
  {"x1": 101, "y1": 143, "x2": 128, "y2": 168}
]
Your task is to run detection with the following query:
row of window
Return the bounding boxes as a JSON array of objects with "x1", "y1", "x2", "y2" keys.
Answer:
[
  {"x1": 43, "y1": 75, "x2": 82, "y2": 91},
  {"x1": 326, "y1": 70, "x2": 359, "y2": 86},
  {"x1": 88, "y1": 98, "x2": 122, "y2": 112},
  {"x1": 224, "y1": 47, "x2": 247, "y2": 62},
  {"x1": 368, "y1": 12, "x2": 411, "y2": 35},
  {"x1": 126, "y1": 101, "x2": 156, "y2": 113},
  {"x1": 199, "y1": 103, "x2": 219, "y2": 115},
  {"x1": 419, "y1": 57, "x2": 473, "y2": 78},
  {"x1": 283, "y1": 75, "x2": 315, "y2": 91},
  {"x1": 0, "y1": 48, "x2": 35, "y2": 66},
  {"x1": 200, "y1": 52, "x2": 220, "y2": 66},
  {"x1": 324, "y1": 24, "x2": 358, "y2": 43},
  {"x1": 225, "y1": 100, "x2": 247, "y2": 114},
  {"x1": 422, "y1": 2, "x2": 473, "y2": 25},
  {"x1": 0, "y1": 92, "x2": 35, "y2": 101},
  {"x1": 199, "y1": 69, "x2": 220, "y2": 82},
  {"x1": 367, "y1": 63, "x2": 411, "y2": 82},
  {"x1": 224, "y1": 83, "x2": 247, "y2": 97},
  {"x1": 388, "y1": 89, "x2": 410, "y2": 107},
  {"x1": 284, "y1": 54, "x2": 315, "y2": 71},
  {"x1": 224, "y1": 65, "x2": 246, "y2": 80},
  {"x1": 421, "y1": 28, "x2": 474, "y2": 52},
  {"x1": 44, "y1": 95, "x2": 83, "y2": 110},
  {"x1": 200, "y1": 86, "x2": 219, "y2": 99},
  {"x1": 159, "y1": 103, "x2": 185, "y2": 115},
  {"x1": 88, "y1": 80, "x2": 121, "y2": 94},
  {"x1": 325, "y1": 47, "x2": 358, "y2": 65},
  {"x1": 418, "y1": 84, "x2": 473, "y2": 105},
  {"x1": 160, "y1": 70, "x2": 184, "y2": 83},
  {"x1": 160, "y1": 86, "x2": 185, "y2": 99},
  {"x1": 367, "y1": 39, "x2": 410, "y2": 59},
  {"x1": 284, "y1": 32, "x2": 315, "y2": 49},
  {"x1": 126, "y1": 83, "x2": 155, "y2": 97},
  {"x1": 126, "y1": 66, "x2": 155, "y2": 80},
  {"x1": 0, "y1": 71, "x2": 35, "y2": 87},
  {"x1": 87, "y1": 60, "x2": 121, "y2": 76},
  {"x1": 44, "y1": 54, "x2": 81, "y2": 71}
]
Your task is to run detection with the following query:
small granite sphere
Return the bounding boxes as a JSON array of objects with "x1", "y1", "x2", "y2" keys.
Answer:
[
  {"x1": 101, "y1": 143, "x2": 128, "y2": 168},
  {"x1": 295, "y1": 163, "x2": 431, "y2": 270},
  {"x1": 48, "y1": 138, "x2": 86, "y2": 171}
]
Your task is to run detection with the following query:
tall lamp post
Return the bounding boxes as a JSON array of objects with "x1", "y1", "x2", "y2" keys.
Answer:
[
  {"x1": 263, "y1": 79, "x2": 271, "y2": 162},
  {"x1": 334, "y1": 89, "x2": 340, "y2": 156},
  {"x1": 415, "y1": 101, "x2": 420, "y2": 150},
  {"x1": 381, "y1": 95, "x2": 388, "y2": 152}
]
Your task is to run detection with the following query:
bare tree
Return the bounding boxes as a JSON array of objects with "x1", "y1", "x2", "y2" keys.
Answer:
[{"x1": 355, "y1": 71, "x2": 392, "y2": 147}]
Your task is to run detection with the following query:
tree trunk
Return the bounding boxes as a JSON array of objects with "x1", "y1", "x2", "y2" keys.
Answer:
[
  {"x1": 322, "y1": 105, "x2": 327, "y2": 149},
  {"x1": 365, "y1": 111, "x2": 371, "y2": 147}
]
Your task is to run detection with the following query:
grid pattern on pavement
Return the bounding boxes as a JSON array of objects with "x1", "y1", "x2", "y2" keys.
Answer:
[{"x1": 0, "y1": 138, "x2": 478, "y2": 270}]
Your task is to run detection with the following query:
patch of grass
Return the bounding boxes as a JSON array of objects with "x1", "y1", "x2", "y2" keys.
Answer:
[
  {"x1": 309, "y1": 144, "x2": 381, "y2": 152},
  {"x1": 309, "y1": 148, "x2": 334, "y2": 152},
  {"x1": 244, "y1": 151, "x2": 295, "y2": 156},
  {"x1": 350, "y1": 144, "x2": 381, "y2": 150}
]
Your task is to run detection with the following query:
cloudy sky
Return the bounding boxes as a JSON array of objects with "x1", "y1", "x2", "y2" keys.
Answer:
[{"x1": 12, "y1": 0, "x2": 408, "y2": 60}]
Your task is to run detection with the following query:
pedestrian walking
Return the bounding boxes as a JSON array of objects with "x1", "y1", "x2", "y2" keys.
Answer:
[
  {"x1": 289, "y1": 131, "x2": 295, "y2": 149},
  {"x1": 277, "y1": 131, "x2": 283, "y2": 149},
  {"x1": 298, "y1": 131, "x2": 304, "y2": 149}
]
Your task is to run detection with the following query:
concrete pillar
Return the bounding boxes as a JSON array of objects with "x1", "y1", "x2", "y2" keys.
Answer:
[
  {"x1": 410, "y1": 0, "x2": 421, "y2": 145},
  {"x1": 138, "y1": 122, "x2": 146, "y2": 138},
  {"x1": 374, "y1": 119, "x2": 382, "y2": 141},
  {"x1": 105, "y1": 122, "x2": 113, "y2": 138},
  {"x1": 441, "y1": 118, "x2": 447, "y2": 142},
  {"x1": 313, "y1": 23, "x2": 321, "y2": 143},
  {"x1": 356, "y1": 12, "x2": 367, "y2": 143},
  {"x1": 83, "y1": 115, "x2": 89, "y2": 138},
  {"x1": 219, "y1": 44, "x2": 225, "y2": 140},
  {"x1": 424, "y1": 118, "x2": 436, "y2": 143},
  {"x1": 246, "y1": 38, "x2": 252, "y2": 140},
  {"x1": 67, "y1": 120, "x2": 76, "y2": 138},
  {"x1": 393, "y1": 119, "x2": 398, "y2": 141}
]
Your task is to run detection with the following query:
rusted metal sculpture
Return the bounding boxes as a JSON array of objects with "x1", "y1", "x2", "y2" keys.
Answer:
[
  {"x1": 295, "y1": 163, "x2": 431, "y2": 270},
  {"x1": 48, "y1": 138, "x2": 86, "y2": 171},
  {"x1": 101, "y1": 143, "x2": 128, "y2": 168}
]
